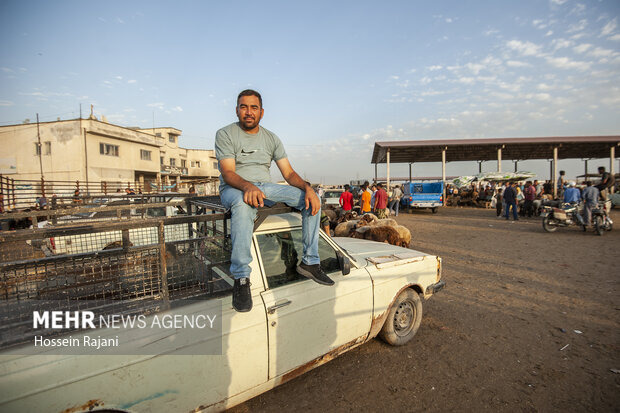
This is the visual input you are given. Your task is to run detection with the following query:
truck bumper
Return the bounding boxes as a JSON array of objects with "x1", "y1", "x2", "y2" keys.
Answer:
[{"x1": 425, "y1": 280, "x2": 446, "y2": 295}]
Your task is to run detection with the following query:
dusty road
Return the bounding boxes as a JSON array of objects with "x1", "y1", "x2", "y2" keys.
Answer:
[{"x1": 230, "y1": 207, "x2": 620, "y2": 412}]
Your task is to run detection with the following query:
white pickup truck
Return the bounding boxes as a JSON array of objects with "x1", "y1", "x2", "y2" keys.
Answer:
[{"x1": 0, "y1": 211, "x2": 444, "y2": 413}]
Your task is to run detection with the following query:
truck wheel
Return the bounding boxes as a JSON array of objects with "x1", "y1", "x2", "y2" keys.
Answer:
[
  {"x1": 542, "y1": 216, "x2": 558, "y2": 233},
  {"x1": 431, "y1": 207, "x2": 438, "y2": 214},
  {"x1": 379, "y1": 289, "x2": 423, "y2": 346}
]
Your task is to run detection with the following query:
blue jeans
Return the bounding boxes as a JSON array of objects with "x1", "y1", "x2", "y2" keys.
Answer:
[
  {"x1": 505, "y1": 201, "x2": 518, "y2": 220},
  {"x1": 220, "y1": 183, "x2": 320, "y2": 279},
  {"x1": 388, "y1": 199, "x2": 400, "y2": 216}
]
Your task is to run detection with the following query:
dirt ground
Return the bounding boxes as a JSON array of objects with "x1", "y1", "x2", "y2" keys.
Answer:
[{"x1": 230, "y1": 206, "x2": 620, "y2": 413}]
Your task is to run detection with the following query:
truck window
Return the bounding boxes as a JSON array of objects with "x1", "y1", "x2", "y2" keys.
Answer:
[{"x1": 256, "y1": 230, "x2": 340, "y2": 289}]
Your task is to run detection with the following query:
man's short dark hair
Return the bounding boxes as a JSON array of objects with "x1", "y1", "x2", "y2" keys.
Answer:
[
  {"x1": 377, "y1": 183, "x2": 383, "y2": 188},
  {"x1": 559, "y1": 170, "x2": 565, "y2": 175},
  {"x1": 237, "y1": 89, "x2": 262, "y2": 107},
  {"x1": 598, "y1": 166, "x2": 606, "y2": 172},
  {"x1": 344, "y1": 185, "x2": 350, "y2": 190}
]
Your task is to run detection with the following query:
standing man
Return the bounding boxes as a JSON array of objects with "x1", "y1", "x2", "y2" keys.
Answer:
[
  {"x1": 360, "y1": 183, "x2": 372, "y2": 214},
  {"x1": 523, "y1": 181, "x2": 536, "y2": 217},
  {"x1": 373, "y1": 183, "x2": 388, "y2": 218},
  {"x1": 503, "y1": 182, "x2": 518, "y2": 221},
  {"x1": 388, "y1": 184, "x2": 403, "y2": 216},
  {"x1": 215, "y1": 90, "x2": 334, "y2": 312},
  {"x1": 339, "y1": 185, "x2": 353, "y2": 212},
  {"x1": 582, "y1": 181, "x2": 600, "y2": 227}
]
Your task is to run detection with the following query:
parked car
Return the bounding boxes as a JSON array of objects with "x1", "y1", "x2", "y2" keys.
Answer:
[{"x1": 0, "y1": 212, "x2": 444, "y2": 412}]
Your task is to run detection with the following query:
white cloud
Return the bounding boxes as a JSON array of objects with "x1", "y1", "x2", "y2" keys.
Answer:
[
  {"x1": 552, "y1": 38, "x2": 573, "y2": 50},
  {"x1": 570, "y1": 3, "x2": 586, "y2": 15},
  {"x1": 419, "y1": 76, "x2": 432, "y2": 85},
  {"x1": 127, "y1": 79, "x2": 136, "y2": 84},
  {"x1": 550, "y1": 0, "x2": 567, "y2": 5},
  {"x1": 116, "y1": 17, "x2": 125, "y2": 24},
  {"x1": 600, "y1": 18, "x2": 617, "y2": 37},
  {"x1": 484, "y1": 29, "x2": 499, "y2": 36},
  {"x1": 465, "y1": 62, "x2": 485, "y2": 75},
  {"x1": 390, "y1": 75, "x2": 399, "y2": 80},
  {"x1": 147, "y1": 102, "x2": 165, "y2": 110},
  {"x1": 567, "y1": 19, "x2": 587, "y2": 34},
  {"x1": 428, "y1": 65, "x2": 443, "y2": 71},
  {"x1": 506, "y1": 40, "x2": 544, "y2": 57},
  {"x1": 610, "y1": 34, "x2": 620, "y2": 41},
  {"x1": 172, "y1": 106, "x2": 183, "y2": 112},
  {"x1": 573, "y1": 43, "x2": 592, "y2": 54},
  {"x1": 545, "y1": 56, "x2": 591, "y2": 71},
  {"x1": 0, "y1": 100, "x2": 14, "y2": 106},
  {"x1": 458, "y1": 77, "x2": 475, "y2": 85},
  {"x1": 588, "y1": 47, "x2": 616, "y2": 58},
  {"x1": 115, "y1": 76, "x2": 123, "y2": 80},
  {"x1": 445, "y1": 18, "x2": 453, "y2": 23},
  {"x1": 537, "y1": 83, "x2": 553, "y2": 91},
  {"x1": 545, "y1": 30, "x2": 553, "y2": 36},
  {"x1": 506, "y1": 60, "x2": 531, "y2": 67}
]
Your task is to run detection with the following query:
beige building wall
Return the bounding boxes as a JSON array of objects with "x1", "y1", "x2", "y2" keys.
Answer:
[{"x1": 0, "y1": 119, "x2": 220, "y2": 193}]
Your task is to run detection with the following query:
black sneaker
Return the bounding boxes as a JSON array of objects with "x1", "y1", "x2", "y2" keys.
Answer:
[
  {"x1": 297, "y1": 263, "x2": 334, "y2": 286},
  {"x1": 233, "y1": 278, "x2": 252, "y2": 312}
]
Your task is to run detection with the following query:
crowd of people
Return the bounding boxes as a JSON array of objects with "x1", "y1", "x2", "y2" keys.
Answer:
[{"x1": 322, "y1": 181, "x2": 405, "y2": 219}]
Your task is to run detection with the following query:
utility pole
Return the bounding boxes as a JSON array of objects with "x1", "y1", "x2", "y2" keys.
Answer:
[{"x1": 36, "y1": 113, "x2": 43, "y2": 180}]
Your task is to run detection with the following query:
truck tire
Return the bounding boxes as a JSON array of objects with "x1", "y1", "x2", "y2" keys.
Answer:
[
  {"x1": 431, "y1": 207, "x2": 438, "y2": 214},
  {"x1": 379, "y1": 289, "x2": 423, "y2": 346}
]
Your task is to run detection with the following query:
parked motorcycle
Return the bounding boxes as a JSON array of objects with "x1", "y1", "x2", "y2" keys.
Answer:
[
  {"x1": 541, "y1": 202, "x2": 584, "y2": 233},
  {"x1": 592, "y1": 200, "x2": 613, "y2": 236}
]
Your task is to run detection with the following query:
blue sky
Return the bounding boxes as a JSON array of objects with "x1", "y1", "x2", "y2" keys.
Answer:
[{"x1": 1, "y1": 0, "x2": 619, "y2": 184}]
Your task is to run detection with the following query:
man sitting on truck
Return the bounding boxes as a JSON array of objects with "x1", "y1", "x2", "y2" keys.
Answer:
[{"x1": 215, "y1": 89, "x2": 334, "y2": 313}]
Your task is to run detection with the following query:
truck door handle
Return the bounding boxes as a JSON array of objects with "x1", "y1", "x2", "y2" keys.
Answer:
[{"x1": 267, "y1": 300, "x2": 292, "y2": 314}]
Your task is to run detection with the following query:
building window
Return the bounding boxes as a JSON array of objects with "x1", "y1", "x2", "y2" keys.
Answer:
[
  {"x1": 160, "y1": 156, "x2": 164, "y2": 165},
  {"x1": 195, "y1": 161, "x2": 201, "y2": 168},
  {"x1": 140, "y1": 150, "x2": 152, "y2": 161},
  {"x1": 155, "y1": 132, "x2": 162, "y2": 137},
  {"x1": 34, "y1": 141, "x2": 51, "y2": 155},
  {"x1": 169, "y1": 135, "x2": 175, "y2": 143},
  {"x1": 181, "y1": 159, "x2": 186, "y2": 168},
  {"x1": 213, "y1": 162, "x2": 218, "y2": 170},
  {"x1": 99, "y1": 143, "x2": 119, "y2": 157},
  {"x1": 170, "y1": 158, "x2": 176, "y2": 167}
]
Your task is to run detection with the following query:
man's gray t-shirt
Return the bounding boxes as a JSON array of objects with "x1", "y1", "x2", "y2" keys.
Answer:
[{"x1": 214, "y1": 122, "x2": 287, "y2": 187}]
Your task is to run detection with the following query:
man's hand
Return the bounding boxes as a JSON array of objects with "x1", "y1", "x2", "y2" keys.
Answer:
[
  {"x1": 305, "y1": 186, "x2": 321, "y2": 216},
  {"x1": 242, "y1": 183, "x2": 266, "y2": 208}
]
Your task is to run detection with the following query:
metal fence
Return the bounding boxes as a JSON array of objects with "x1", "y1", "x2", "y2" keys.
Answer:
[{"x1": 0, "y1": 209, "x2": 233, "y2": 349}]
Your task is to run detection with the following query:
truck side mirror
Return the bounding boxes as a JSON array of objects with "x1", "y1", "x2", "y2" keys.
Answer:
[{"x1": 336, "y1": 250, "x2": 351, "y2": 275}]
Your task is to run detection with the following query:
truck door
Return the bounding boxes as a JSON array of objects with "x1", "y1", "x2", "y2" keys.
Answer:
[{"x1": 255, "y1": 230, "x2": 373, "y2": 379}]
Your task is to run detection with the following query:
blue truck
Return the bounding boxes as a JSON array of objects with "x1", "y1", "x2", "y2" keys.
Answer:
[{"x1": 401, "y1": 182, "x2": 444, "y2": 213}]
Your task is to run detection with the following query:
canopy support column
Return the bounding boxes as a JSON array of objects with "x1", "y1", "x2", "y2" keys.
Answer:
[
  {"x1": 611, "y1": 146, "x2": 616, "y2": 194},
  {"x1": 374, "y1": 163, "x2": 377, "y2": 184},
  {"x1": 442, "y1": 147, "x2": 447, "y2": 204},
  {"x1": 553, "y1": 147, "x2": 558, "y2": 199},
  {"x1": 497, "y1": 148, "x2": 502, "y2": 172},
  {"x1": 386, "y1": 148, "x2": 391, "y2": 193},
  {"x1": 409, "y1": 163, "x2": 412, "y2": 182}
]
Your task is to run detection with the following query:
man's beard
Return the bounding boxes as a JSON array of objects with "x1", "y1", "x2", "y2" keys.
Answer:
[{"x1": 240, "y1": 116, "x2": 259, "y2": 130}]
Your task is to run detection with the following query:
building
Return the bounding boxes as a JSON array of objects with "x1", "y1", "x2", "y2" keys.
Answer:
[{"x1": 0, "y1": 117, "x2": 219, "y2": 193}]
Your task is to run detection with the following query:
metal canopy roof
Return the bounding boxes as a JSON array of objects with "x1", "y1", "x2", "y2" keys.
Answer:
[{"x1": 371, "y1": 136, "x2": 620, "y2": 164}]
